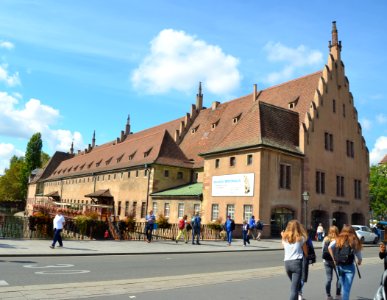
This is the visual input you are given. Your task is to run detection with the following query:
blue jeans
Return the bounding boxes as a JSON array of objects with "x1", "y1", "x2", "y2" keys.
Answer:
[
  {"x1": 145, "y1": 223, "x2": 153, "y2": 242},
  {"x1": 285, "y1": 259, "x2": 303, "y2": 300},
  {"x1": 192, "y1": 228, "x2": 200, "y2": 244},
  {"x1": 242, "y1": 230, "x2": 250, "y2": 245},
  {"x1": 324, "y1": 261, "x2": 341, "y2": 297},
  {"x1": 52, "y1": 228, "x2": 63, "y2": 247},
  {"x1": 337, "y1": 264, "x2": 355, "y2": 300},
  {"x1": 226, "y1": 230, "x2": 232, "y2": 244}
]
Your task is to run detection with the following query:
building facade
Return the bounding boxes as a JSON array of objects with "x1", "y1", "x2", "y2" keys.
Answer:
[{"x1": 27, "y1": 22, "x2": 369, "y2": 236}]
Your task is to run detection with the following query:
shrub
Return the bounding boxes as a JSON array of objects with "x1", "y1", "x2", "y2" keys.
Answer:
[
  {"x1": 156, "y1": 213, "x2": 170, "y2": 229},
  {"x1": 207, "y1": 217, "x2": 223, "y2": 231}
]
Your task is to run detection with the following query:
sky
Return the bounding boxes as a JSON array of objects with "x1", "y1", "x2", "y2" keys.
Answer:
[{"x1": 0, "y1": 0, "x2": 386, "y2": 174}]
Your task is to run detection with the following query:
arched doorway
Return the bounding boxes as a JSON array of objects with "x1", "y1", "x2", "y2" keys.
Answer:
[
  {"x1": 271, "y1": 207, "x2": 294, "y2": 237},
  {"x1": 311, "y1": 210, "x2": 329, "y2": 232},
  {"x1": 332, "y1": 212, "x2": 348, "y2": 230},
  {"x1": 351, "y1": 213, "x2": 365, "y2": 225}
]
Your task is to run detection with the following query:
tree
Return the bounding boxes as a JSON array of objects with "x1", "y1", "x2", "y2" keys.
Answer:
[
  {"x1": 41, "y1": 151, "x2": 50, "y2": 167},
  {"x1": 0, "y1": 156, "x2": 25, "y2": 201},
  {"x1": 20, "y1": 133, "x2": 43, "y2": 199},
  {"x1": 369, "y1": 164, "x2": 387, "y2": 220}
]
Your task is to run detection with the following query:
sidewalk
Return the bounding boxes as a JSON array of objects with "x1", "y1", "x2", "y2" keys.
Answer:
[{"x1": 0, "y1": 238, "x2": 290, "y2": 257}]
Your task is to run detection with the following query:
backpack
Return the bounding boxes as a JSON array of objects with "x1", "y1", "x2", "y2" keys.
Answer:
[
  {"x1": 186, "y1": 223, "x2": 192, "y2": 231},
  {"x1": 322, "y1": 241, "x2": 333, "y2": 261},
  {"x1": 306, "y1": 238, "x2": 316, "y2": 264},
  {"x1": 257, "y1": 221, "x2": 263, "y2": 230},
  {"x1": 178, "y1": 219, "x2": 185, "y2": 230},
  {"x1": 193, "y1": 216, "x2": 201, "y2": 229},
  {"x1": 334, "y1": 243, "x2": 354, "y2": 265},
  {"x1": 231, "y1": 220, "x2": 235, "y2": 231}
]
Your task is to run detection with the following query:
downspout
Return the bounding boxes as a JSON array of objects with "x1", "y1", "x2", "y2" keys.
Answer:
[{"x1": 145, "y1": 164, "x2": 151, "y2": 216}]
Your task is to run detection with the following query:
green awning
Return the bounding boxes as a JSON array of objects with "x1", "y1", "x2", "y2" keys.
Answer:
[{"x1": 151, "y1": 183, "x2": 203, "y2": 198}]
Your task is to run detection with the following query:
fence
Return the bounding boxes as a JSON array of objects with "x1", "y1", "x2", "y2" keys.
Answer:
[{"x1": 0, "y1": 215, "x2": 223, "y2": 241}]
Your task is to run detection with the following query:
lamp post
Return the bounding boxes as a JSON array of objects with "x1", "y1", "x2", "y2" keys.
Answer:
[{"x1": 302, "y1": 191, "x2": 310, "y2": 228}]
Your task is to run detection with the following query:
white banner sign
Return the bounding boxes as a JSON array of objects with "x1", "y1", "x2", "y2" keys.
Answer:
[{"x1": 212, "y1": 173, "x2": 254, "y2": 196}]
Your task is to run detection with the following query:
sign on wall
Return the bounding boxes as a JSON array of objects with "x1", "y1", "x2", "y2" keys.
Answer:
[{"x1": 212, "y1": 173, "x2": 255, "y2": 196}]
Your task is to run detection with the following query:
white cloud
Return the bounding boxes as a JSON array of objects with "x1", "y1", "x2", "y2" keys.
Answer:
[
  {"x1": 0, "y1": 92, "x2": 85, "y2": 159},
  {"x1": 0, "y1": 143, "x2": 24, "y2": 175},
  {"x1": 370, "y1": 136, "x2": 387, "y2": 165},
  {"x1": 0, "y1": 41, "x2": 14, "y2": 50},
  {"x1": 0, "y1": 64, "x2": 21, "y2": 87},
  {"x1": 360, "y1": 118, "x2": 372, "y2": 131},
  {"x1": 262, "y1": 42, "x2": 323, "y2": 85},
  {"x1": 131, "y1": 29, "x2": 241, "y2": 96}
]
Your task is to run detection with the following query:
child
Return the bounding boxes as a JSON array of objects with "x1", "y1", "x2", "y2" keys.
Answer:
[{"x1": 242, "y1": 220, "x2": 250, "y2": 246}]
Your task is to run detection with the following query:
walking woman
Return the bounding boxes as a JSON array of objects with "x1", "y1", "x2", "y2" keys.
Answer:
[
  {"x1": 322, "y1": 225, "x2": 341, "y2": 300},
  {"x1": 328, "y1": 225, "x2": 362, "y2": 300},
  {"x1": 281, "y1": 220, "x2": 308, "y2": 300}
]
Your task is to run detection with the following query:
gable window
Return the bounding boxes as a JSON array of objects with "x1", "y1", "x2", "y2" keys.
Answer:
[
  {"x1": 230, "y1": 157, "x2": 236, "y2": 167},
  {"x1": 336, "y1": 175, "x2": 345, "y2": 197},
  {"x1": 211, "y1": 204, "x2": 219, "y2": 221},
  {"x1": 279, "y1": 163, "x2": 291, "y2": 189},
  {"x1": 346, "y1": 140, "x2": 354, "y2": 158},
  {"x1": 354, "y1": 179, "x2": 362, "y2": 199},
  {"x1": 316, "y1": 171, "x2": 325, "y2": 194},
  {"x1": 324, "y1": 132, "x2": 334, "y2": 151},
  {"x1": 177, "y1": 171, "x2": 183, "y2": 179},
  {"x1": 215, "y1": 159, "x2": 220, "y2": 168},
  {"x1": 247, "y1": 154, "x2": 253, "y2": 165}
]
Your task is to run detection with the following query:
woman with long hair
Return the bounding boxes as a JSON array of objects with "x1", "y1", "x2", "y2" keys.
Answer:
[
  {"x1": 328, "y1": 225, "x2": 363, "y2": 300},
  {"x1": 322, "y1": 225, "x2": 341, "y2": 300},
  {"x1": 281, "y1": 220, "x2": 308, "y2": 300}
]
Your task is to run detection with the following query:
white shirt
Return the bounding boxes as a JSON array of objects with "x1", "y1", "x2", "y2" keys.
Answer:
[
  {"x1": 53, "y1": 214, "x2": 65, "y2": 230},
  {"x1": 282, "y1": 237, "x2": 305, "y2": 261}
]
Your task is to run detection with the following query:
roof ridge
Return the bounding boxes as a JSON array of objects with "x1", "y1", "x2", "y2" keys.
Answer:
[{"x1": 261, "y1": 70, "x2": 322, "y2": 92}]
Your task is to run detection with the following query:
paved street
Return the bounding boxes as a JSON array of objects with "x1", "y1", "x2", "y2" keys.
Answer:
[{"x1": 0, "y1": 238, "x2": 384, "y2": 299}]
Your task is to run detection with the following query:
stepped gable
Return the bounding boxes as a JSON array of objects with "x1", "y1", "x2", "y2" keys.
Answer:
[
  {"x1": 46, "y1": 117, "x2": 186, "y2": 180},
  {"x1": 179, "y1": 94, "x2": 254, "y2": 168},
  {"x1": 257, "y1": 71, "x2": 322, "y2": 123}
]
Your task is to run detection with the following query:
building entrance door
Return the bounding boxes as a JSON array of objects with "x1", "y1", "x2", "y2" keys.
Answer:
[{"x1": 271, "y1": 208, "x2": 294, "y2": 237}]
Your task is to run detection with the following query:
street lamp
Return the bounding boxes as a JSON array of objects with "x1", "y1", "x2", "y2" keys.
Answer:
[{"x1": 302, "y1": 191, "x2": 310, "y2": 228}]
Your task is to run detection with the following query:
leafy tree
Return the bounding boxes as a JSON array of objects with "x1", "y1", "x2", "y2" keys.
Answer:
[
  {"x1": 0, "y1": 156, "x2": 25, "y2": 201},
  {"x1": 369, "y1": 164, "x2": 387, "y2": 220},
  {"x1": 20, "y1": 133, "x2": 43, "y2": 199},
  {"x1": 41, "y1": 151, "x2": 50, "y2": 167}
]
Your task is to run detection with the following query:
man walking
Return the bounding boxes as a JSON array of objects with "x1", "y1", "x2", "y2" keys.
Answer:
[
  {"x1": 192, "y1": 212, "x2": 201, "y2": 245},
  {"x1": 145, "y1": 210, "x2": 156, "y2": 243},
  {"x1": 50, "y1": 209, "x2": 65, "y2": 249},
  {"x1": 256, "y1": 219, "x2": 264, "y2": 240},
  {"x1": 249, "y1": 215, "x2": 257, "y2": 240}
]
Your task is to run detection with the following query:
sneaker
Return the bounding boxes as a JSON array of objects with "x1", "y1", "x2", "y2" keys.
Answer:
[
  {"x1": 335, "y1": 296, "x2": 342, "y2": 300},
  {"x1": 197, "y1": 242, "x2": 201, "y2": 245},
  {"x1": 298, "y1": 293, "x2": 303, "y2": 300},
  {"x1": 49, "y1": 245, "x2": 54, "y2": 249},
  {"x1": 327, "y1": 296, "x2": 333, "y2": 300},
  {"x1": 175, "y1": 240, "x2": 178, "y2": 243},
  {"x1": 57, "y1": 245, "x2": 63, "y2": 248}
]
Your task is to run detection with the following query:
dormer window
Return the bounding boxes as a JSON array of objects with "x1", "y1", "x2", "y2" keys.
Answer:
[
  {"x1": 96, "y1": 159, "x2": 102, "y2": 167},
  {"x1": 88, "y1": 161, "x2": 94, "y2": 169},
  {"x1": 116, "y1": 153, "x2": 124, "y2": 163},
  {"x1": 80, "y1": 163, "x2": 85, "y2": 170},
  {"x1": 232, "y1": 113, "x2": 242, "y2": 124},
  {"x1": 144, "y1": 148, "x2": 152, "y2": 158},
  {"x1": 288, "y1": 97, "x2": 299, "y2": 109},
  {"x1": 129, "y1": 151, "x2": 136, "y2": 161},
  {"x1": 191, "y1": 125, "x2": 199, "y2": 134},
  {"x1": 68, "y1": 167, "x2": 72, "y2": 172},
  {"x1": 105, "y1": 157, "x2": 112, "y2": 165},
  {"x1": 73, "y1": 165, "x2": 78, "y2": 171},
  {"x1": 211, "y1": 119, "x2": 220, "y2": 130}
]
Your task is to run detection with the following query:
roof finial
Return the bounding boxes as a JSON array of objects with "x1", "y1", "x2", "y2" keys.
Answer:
[
  {"x1": 196, "y1": 81, "x2": 203, "y2": 111},
  {"x1": 125, "y1": 114, "x2": 131, "y2": 135},
  {"x1": 92, "y1": 130, "x2": 96, "y2": 147},
  {"x1": 331, "y1": 21, "x2": 338, "y2": 47},
  {"x1": 70, "y1": 140, "x2": 74, "y2": 154}
]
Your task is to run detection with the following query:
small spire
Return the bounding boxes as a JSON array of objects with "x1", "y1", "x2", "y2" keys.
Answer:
[
  {"x1": 70, "y1": 140, "x2": 74, "y2": 154},
  {"x1": 92, "y1": 130, "x2": 96, "y2": 147},
  {"x1": 127, "y1": 114, "x2": 130, "y2": 125},
  {"x1": 196, "y1": 82, "x2": 203, "y2": 111},
  {"x1": 331, "y1": 21, "x2": 338, "y2": 46},
  {"x1": 197, "y1": 81, "x2": 202, "y2": 97},
  {"x1": 125, "y1": 114, "x2": 131, "y2": 135}
]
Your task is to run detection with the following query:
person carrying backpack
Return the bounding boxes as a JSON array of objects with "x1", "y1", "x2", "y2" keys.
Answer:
[
  {"x1": 256, "y1": 219, "x2": 264, "y2": 240},
  {"x1": 191, "y1": 212, "x2": 201, "y2": 245},
  {"x1": 322, "y1": 225, "x2": 341, "y2": 300},
  {"x1": 176, "y1": 215, "x2": 188, "y2": 243},
  {"x1": 328, "y1": 225, "x2": 363, "y2": 300},
  {"x1": 249, "y1": 216, "x2": 257, "y2": 240}
]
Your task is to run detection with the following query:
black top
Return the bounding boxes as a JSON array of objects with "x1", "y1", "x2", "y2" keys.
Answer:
[{"x1": 379, "y1": 250, "x2": 387, "y2": 270}]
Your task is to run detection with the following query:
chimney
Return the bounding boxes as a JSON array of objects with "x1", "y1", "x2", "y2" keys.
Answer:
[
  {"x1": 196, "y1": 82, "x2": 203, "y2": 111},
  {"x1": 70, "y1": 141, "x2": 74, "y2": 155},
  {"x1": 120, "y1": 130, "x2": 124, "y2": 141},
  {"x1": 211, "y1": 101, "x2": 220, "y2": 111},
  {"x1": 92, "y1": 130, "x2": 96, "y2": 148},
  {"x1": 174, "y1": 129, "x2": 180, "y2": 143},
  {"x1": 253, "y1": 84, "x2": 257, "y2": 101}
]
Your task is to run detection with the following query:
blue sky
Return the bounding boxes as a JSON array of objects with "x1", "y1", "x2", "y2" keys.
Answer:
[{"x1": 0, "y1": 0, "x2": 386, "y2": 174}]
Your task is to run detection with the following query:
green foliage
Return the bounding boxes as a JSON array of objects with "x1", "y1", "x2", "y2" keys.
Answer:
[
  {"x1": 0, "y1": 156, "x2": 25, "y2": 201},
  {"x1": 73, "y1": 215, "x2": 91, "y2": 235},
  {"x1": 370, "y1": 164, "x2": 387, "y2": 219},
  {"x1": 41, "y1": 152, "x2": 51, "y2": 167},
  {"x1": 156, "y1": 213, "x2": 170, "y2": 229},
  {"x1": 207, "y1": 217, "x2": 224, "y2": 231}
]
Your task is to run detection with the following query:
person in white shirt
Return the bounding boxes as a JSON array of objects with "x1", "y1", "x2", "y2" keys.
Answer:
[
  {"x1": 282, "y1": 220, "x2": 308, "y2": 300},
  {"x1": 50, "y1": 209, "x2": 65, "y2": 249}
]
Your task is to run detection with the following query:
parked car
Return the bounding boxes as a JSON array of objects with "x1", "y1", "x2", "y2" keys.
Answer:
[{"x1": 351, "y1": 225, "x2": 379, "y2": 244}]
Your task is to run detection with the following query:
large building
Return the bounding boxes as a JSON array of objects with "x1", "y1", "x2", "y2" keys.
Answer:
[{"x1": 27, "y1": 22, "x2": 369, "y2": 236}]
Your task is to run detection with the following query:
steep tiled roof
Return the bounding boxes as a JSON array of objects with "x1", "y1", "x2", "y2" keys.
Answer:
[{"x1": 379, "y1": 154, "x2": 387, "y2": 165}]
